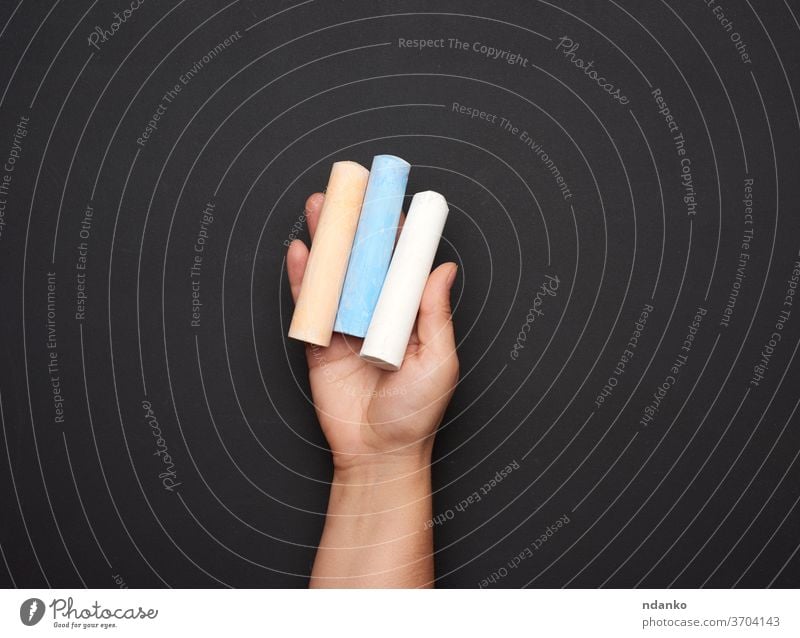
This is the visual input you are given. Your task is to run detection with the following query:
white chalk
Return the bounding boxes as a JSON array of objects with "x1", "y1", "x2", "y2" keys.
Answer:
[{"x1": 360, "y1": 190, "x2": 449, "y2": 370}]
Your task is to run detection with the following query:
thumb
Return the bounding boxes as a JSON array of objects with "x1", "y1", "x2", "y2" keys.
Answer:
[{"x1": 416, "y1": 262, "x2": 458, "y2": 356}]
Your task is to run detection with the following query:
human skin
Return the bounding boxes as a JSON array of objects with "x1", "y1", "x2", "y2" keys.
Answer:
[{"x1": 286, "y1": 192, "x2": 459, "y2": 588}]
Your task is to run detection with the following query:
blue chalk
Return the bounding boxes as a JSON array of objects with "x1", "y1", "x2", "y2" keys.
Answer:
[{"x1": 334, "y1": 154, "x2": 410, "y2": 337}]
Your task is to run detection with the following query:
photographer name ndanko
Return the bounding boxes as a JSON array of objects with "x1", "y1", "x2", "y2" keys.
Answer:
[{"x1": 642, "y1": 600, "x2": 688, "y2": 610}]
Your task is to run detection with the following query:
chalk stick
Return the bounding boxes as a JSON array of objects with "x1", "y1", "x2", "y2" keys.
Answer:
[
  {"x1": 360, "y1": 191, "x2": 449, "y2": 370},
  {"x1": 334, "y1": 155, "x2": 410, "y2": 337},
  {"x1": 288, "y1": 161, "x2": 369, "y2": 347}
]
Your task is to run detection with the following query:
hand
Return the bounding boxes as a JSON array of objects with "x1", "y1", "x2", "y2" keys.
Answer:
[
  {"x1": 289, "y1": 191, "x2": 458, "y2": 587},
  {"x1": 287, "y1": 192, "x2": 459, "y2": 476}
]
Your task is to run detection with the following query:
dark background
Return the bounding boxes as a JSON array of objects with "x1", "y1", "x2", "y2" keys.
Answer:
[{"x1": 0, "y1": 0, "x2": 798, "y2": 588}]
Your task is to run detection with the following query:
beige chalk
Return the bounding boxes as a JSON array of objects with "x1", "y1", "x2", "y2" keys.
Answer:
[{"x1": 288, "y1": 161, "x2": 369, "y2": 346}]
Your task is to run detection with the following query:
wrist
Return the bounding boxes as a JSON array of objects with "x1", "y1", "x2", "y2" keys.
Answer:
[
  {"x1": 313, "y1": 458, "x2": 435, "y2": 588},
  {"x1": 333, "y1": 436, "x2": 433, "y2": 481},
  {"x1": 332, "y1": 452, "x2": 432, "y2": 488}
]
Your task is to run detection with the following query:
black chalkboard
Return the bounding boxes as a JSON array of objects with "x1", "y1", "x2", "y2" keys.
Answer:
[{"x1": 0, "y1": 0, "x2": 798, "y2": 588}]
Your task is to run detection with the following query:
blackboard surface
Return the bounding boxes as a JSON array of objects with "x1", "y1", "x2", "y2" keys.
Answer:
[{"x1": 0, "y1": 0, "x2": 798, "y2": 588}]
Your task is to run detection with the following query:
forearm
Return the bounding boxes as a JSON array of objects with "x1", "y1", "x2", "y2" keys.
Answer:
[{"x1": 310, "y1": 458, "x2": 434, "y2": 588}]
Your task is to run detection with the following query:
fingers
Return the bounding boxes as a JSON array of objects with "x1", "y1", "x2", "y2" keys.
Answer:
[
  {"x1": 290, "y1": 194, "x2": 431, "y2": 357},
  {"x1": 395, "y1": 211, "x2": 405, "y2": 244},
  {"x1": 305, "y1": 192, "x2": 324, "y2": 241},
  {"x1": 416, "y1": 262, "x2": 458, "y2": 359},
  {"x1": 286, "y1": 239, "x2": 309, "y2": 304},
  {"x1": 286, "y1": 193, "x2": 324, "y2": 304}
]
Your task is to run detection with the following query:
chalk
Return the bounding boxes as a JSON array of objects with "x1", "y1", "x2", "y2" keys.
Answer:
[
  {"x1": 360, "y1": 190, "x2": 449, "y2": 370},
  {"x1": 334, "y1": 154, "x2": 410, "y2": 337},
  {"x1": 288, "y1": 161, "x2": 369, "y2": 347}
]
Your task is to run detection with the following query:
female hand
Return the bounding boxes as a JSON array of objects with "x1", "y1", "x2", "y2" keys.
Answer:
[
  {"x1": 287, "y1": 191, "x2": 459, "y2": 588},
  {"x1": 287, "y1": 192, "x2": 459, "y2": 474}
]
